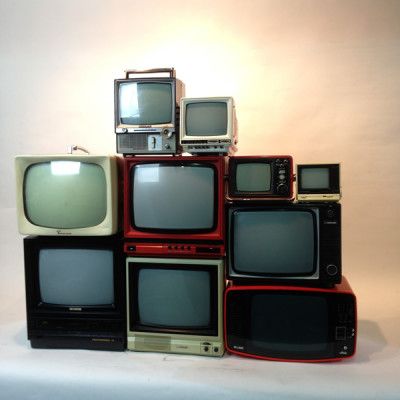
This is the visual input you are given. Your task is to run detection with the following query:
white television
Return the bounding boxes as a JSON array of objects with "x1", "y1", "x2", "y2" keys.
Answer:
[{"x1": 15, "y1": 155, "x2": 119, "y2": 236}]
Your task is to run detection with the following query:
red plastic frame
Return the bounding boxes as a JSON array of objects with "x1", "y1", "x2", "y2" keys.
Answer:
[
  {"x1": 123, "y1": 155, "x2": 225, "y2": 242},
  {"x1": 224, "y1": 277, "x2": 357, "y2": 363},
  {"x1": 227, "y1": 155, "x2": 294, "y2": 201}
]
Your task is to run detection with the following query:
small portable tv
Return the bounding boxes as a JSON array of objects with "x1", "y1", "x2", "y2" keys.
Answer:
[
  {"x1": 227, "y1": 203, "x2": 341, "y2": 286},
  {"x1": 114, "y1": 68, "x2": 183, "y2": 155},
  {"x1": 15, "y1": 154, "x2": 119, "y2": 236},
  {"x1": 225, "y1": 277, "x2": 357, "y2": 362},
  {"x1": 24, "y1": 235, "x2": 126, "y2": 351},
  {"x1": 228, "y1": 156, "x2": 294, "y2": 201},
  {"x1": 127, "y1": 257, "x2": 224, "y2": 357},
  {"x1": 123, "y1": 156, "x2": 225, "y2": 257},
  {"x1": 180, "y1": 97, "x2": 238, "y2": 155},
  {"x1": 297, "y1": 163, "x2": 341, "y2": 202}
]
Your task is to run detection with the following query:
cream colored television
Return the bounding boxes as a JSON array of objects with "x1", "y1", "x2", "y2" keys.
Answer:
[
  {"x1": 15, "y1": 155, "x2": 119, "y2": 236},
  {"x1": 126, "y1": 257, "x2": 224, "y2": 357}
]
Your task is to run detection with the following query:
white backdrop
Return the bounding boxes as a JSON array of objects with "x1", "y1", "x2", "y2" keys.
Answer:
[{"x1": 1, "y1": 0, "x2": 400, "y2": 398}]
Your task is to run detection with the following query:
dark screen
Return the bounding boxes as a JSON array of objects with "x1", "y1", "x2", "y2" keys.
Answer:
[
  {"x1": 251, "y1": 293, "x2": 328, "y2": 353},
  {"x1": 132, "y1": 164, "x2": 215, "y2": 230},
  {"x1": 119, "y1": 82, "x2": 172, "y2": 125},
  {"x1": 138, "y1": 268, "x2": 211, "y2": 328},
  {"x1": 232, "y1": 210, "x2": 316, "y2": 275},
  {"x1": 186, "y1": 102, "x2": 227, "y2": 136}
]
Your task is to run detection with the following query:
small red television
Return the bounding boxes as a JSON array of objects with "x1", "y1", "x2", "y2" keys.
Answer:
[
  {"x1": 224, "y1": 277, "x2": 356, "y2": 362},
  {"x1": 123, "y1": 155, "x2": 225, "y2": 257}
]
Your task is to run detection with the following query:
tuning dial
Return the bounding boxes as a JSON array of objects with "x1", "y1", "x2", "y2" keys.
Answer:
[
  {"x1": 277, "y1": 183, "x2": 288, "y2": 194},
  {"x1": 326, "y1": 264, "x2": 338, "y2": 276},
  {"x1": 163, "y1": 128, "x2": 173, "y2": 138}
]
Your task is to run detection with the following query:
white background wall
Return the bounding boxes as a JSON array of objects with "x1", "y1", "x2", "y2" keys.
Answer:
[{"x1": 1, "y1": 0, "x2": 399, "y2": 347}]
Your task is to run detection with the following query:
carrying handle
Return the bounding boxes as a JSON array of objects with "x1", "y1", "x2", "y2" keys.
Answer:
[
  {"x1": 67, "y1": 145, "x2": 90, "y2": 155},
  {"x1": 124, "y1": 68, "x2": 175, "y2": 79}
]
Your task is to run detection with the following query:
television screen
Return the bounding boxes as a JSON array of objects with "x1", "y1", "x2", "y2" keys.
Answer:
[
  {"x1": 300, "y1": 167, "x2": 330, "y2": 189},
  {"x1": 236, "y1": 163, "x2": 272, "y2": 192},
  {"x1": 39, "y1": 248, "x2": 114, "y2": 306},
  {"x1": 118, "y1": 82, "x2": 173, "y2": 125},
  {"x1": 137, "y1": 268, "x2": 211, "y2": 328},
  {"x1": 231, "y1": 209, "x2": 316, "y2": 275},
  {"x1": 251, "y1": 293, "x2": 328, "y2": 353},
  {"x1": 185, "y1": 102, "x2": 227, "y2": 136},
  {"x1": 24, "y1": 161, "x2": 107, "y2": 229},
  {"x1": 132, "y1": 163, "x2": 215, "y2": 231}
]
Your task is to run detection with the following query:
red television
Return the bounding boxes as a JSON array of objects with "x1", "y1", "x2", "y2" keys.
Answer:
[
  {"x1": 123, "y1": 155, "x2": 225, "y2": 257},
  {"x1": 224, "y1": 277, "x2": 356, "y2": 362}
]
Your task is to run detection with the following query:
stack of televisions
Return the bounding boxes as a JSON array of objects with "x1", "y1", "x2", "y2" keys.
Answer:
[{"x1": 15, "y1": 68, "x2": 356, "y2": 362}]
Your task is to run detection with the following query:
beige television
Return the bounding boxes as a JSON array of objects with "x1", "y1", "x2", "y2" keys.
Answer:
[
  {"x1": 15, "y1": 155, "x2": 119, "y2": 236},
  {"x1": 126, "y1": 257, "x2": 224, "y2": 357}
]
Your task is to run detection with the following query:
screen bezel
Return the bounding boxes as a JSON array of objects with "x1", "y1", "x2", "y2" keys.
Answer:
[
  {"x1": 114, "y1": 77, "x2": 176, "y2": 131},
  {"x1": 224, "y1": 284, "x2": 356, "y2": 361},
  {"x1": 297, "y1": 164, "x2": 340, "y2": 194},
  {"x1": 228, "y1": 156, "x2": 294, "y2": 199},
  {"x1": 123, "y1": 156, "x2": 225, "y2": 242},
  {"x1": 15, "y1": 155, "x2": 118, "y2": 236},
  {"x1": 228, "y1": 205, "x2": 319, "y2": 279},
  {"x1": 128, "y1": 262, "x2": 219, "y2": 336},
  {"x1": 24, "y1": 236, "x2": 125, "y2": 316},
  {"x1": 179, "y1": 97, "x2": 234, "y2": 142}
]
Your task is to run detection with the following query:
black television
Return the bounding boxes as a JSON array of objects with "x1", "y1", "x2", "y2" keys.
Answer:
[
  {"x1": 227, "y1": 203, "x2": 341, "y2": 286},
  {"x1": 24, "y1": 235, "x2": 126, "y2": 350}
]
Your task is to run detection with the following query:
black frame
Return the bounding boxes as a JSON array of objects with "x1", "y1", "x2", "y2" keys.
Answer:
[
  {"x1": 297, "y1": 164, "x2": 340, "y2": 194},
  {"x1": 24, "y1": 235, "x2": 126, "y2": 350},
  {"x1": 227, "y1": 203, "x2": 341, "y2": 286},
  {"x1": 225, "y1": 288, "x2": 356, "y2": 360},
  {"x1": 128, "y1": 261, "x2": 219, "y2": 337},
  {"x1": 130, "y1": 162, "x2": 218, "y2": 234},
  {"x1": 228, "y1": 157, "x2": 293, "y2": 199}
]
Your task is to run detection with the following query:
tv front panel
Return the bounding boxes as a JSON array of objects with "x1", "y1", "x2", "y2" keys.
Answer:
[
  {"x1": 228, "y1": 156, "x2": 294, "y2": 201},
  {"x1": 123, "y1": 156, "x2": 225, "y2": 248},
  {"x1": 114, "y1": 68, "x2": 183, "y2": 155},
  {"x1": 180, "y1": 97, "x2": 237, "y2": 155},
  {"x1": 15, "y1": 155, "x2": 119, "y2": 236},
  {"x1": 24, "y1": 235, "x2": 126, "y2": 351},
  {"x1": 225, "y1": 278, "x2": 357, "y2": 362},
  {"x1": 127, "y1": 257, "x2": 224, "y2": 357},
  {"x1": 228, "y1": 203, "x2": 341, "y2": 286},
  {"x1": 297, "y1": 163, "x2": 341, "y2": 202}
]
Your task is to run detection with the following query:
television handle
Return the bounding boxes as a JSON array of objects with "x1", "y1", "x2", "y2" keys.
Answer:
[
  {"x1": 67, "y1": 145, "x2": 90, "y2": 154},
  {"x1": 124, "y1": 68, "x2": 175, "y2": 79}
]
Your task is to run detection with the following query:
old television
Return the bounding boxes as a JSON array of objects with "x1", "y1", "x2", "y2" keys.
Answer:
[
  {"x1": 227, "y1": 203, "x2": 341, "y2": 286},
  {"x1": 297, "y1": 163, "x2": 341, "y2": 202},
  {"x1": 127, "y1": 257, "x2": 224, "y2": 357},
  {"x1": 15, "y1": 155, "x2": 119, "y2": 236},
  {"x1": 123, "y1": 156, "x2": 225, "y2": 258},
  {"x1": 180, "y1": 97, "x2": 237, "y2": 155},
  {"x1": 24, "y1": 235, "x2": 126, "y2": 351},
  {"x1": 225, "y1": 277, "x2": 357, "y2": 362},
  {"x1": 228, "y1": 156, "x2": 294, "y2": 201},
  {"x1": 114, "y1": 68, "x2": 183, "y2": 155}
]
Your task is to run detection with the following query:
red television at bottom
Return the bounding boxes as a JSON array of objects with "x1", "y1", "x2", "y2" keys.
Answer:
[{"x1": 224, "y1": 277, "x2": 356, "y2": 362}]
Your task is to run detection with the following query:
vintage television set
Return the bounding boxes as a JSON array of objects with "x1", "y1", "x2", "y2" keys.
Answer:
[
  {"x1": 123, "y1": 156, "x2": 225, "y2": 257},
  {"x1": 24, "y1": 235, "x2": 126, "y2": 351},
  {"x1": 227, "y1": 203, "x2": 341, "y2": 286},
  {"x1": 179, "y1": 97, "x2": 237, "y2": 155},
  {"x1": 127, "y1": 257, "x2": 224, "y2": 356},
  {"x1": 114, "y1": 68, "x2": 183, "y2": 155},
  {"x1": 297, "y1": 163, "x2": 341, "y2": 202},
  {"x1": 228, "y1": 156, "x2": 294, "y2": 201},
  {"x1": 225, "y1": 278, "x2": 357, "y2": 362},
  {"x1": 15, "y1": 154, "x2": 119, "y2": 236}
]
